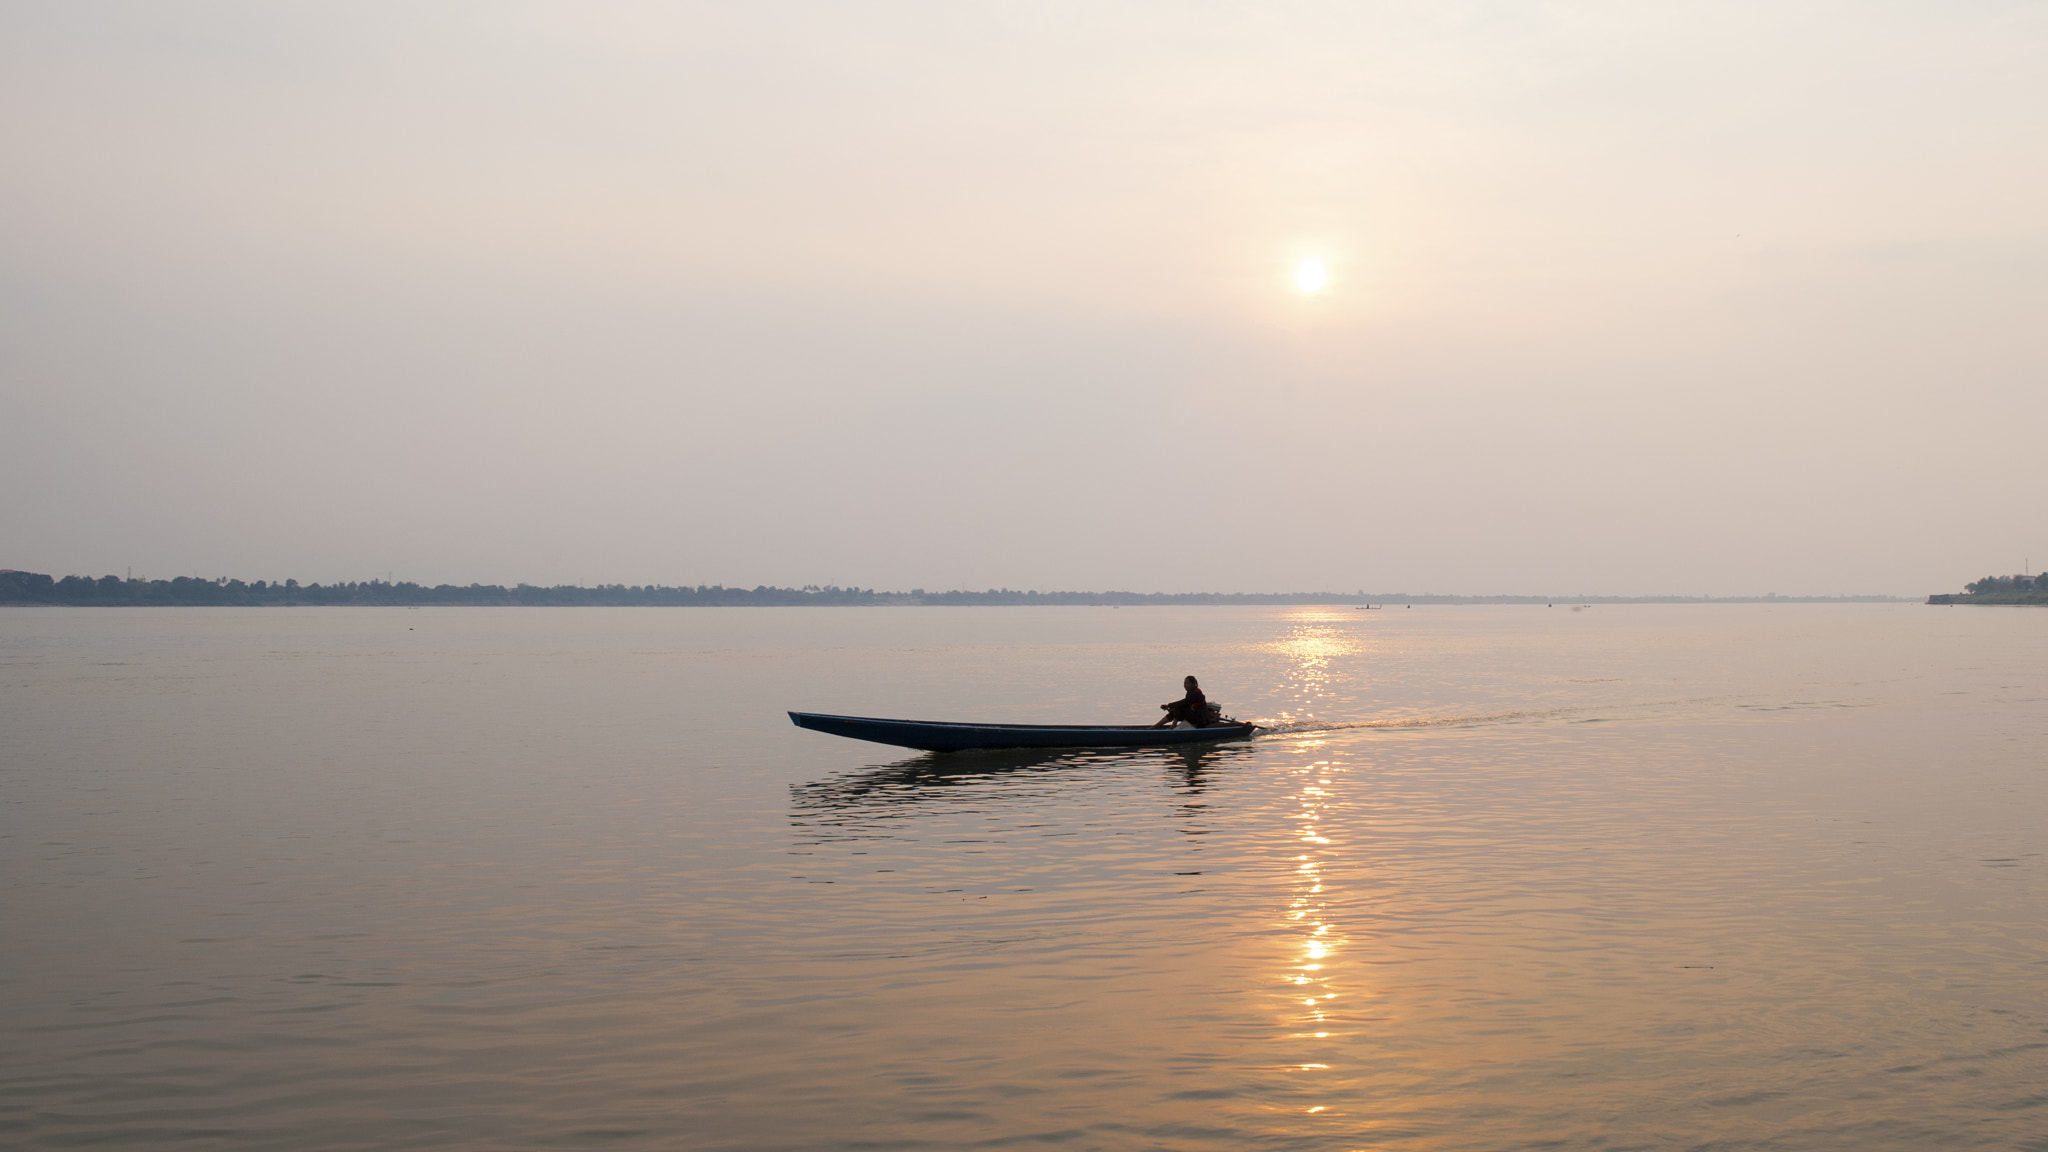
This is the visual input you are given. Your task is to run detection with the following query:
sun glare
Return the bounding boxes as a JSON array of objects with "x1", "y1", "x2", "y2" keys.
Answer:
[{"x1": 1294, "y1": 258, "x2": 1328, "y2": 294}]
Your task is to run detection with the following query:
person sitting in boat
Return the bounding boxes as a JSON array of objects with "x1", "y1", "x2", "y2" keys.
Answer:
[{"x1": 1153, "y1": 676, "x2": 1214, "y2": 728}]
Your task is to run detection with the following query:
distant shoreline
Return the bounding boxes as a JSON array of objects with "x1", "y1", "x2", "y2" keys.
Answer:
[
  {"x1": 0, "y1": 570, "x2": 1911, "y2": 607},
  {"x1": 1926, "y1": 574, "x2": 2048, "y2": 606},
  {"x1": 1927, "y1": 594, "x2": 2048, "y2": 605}
]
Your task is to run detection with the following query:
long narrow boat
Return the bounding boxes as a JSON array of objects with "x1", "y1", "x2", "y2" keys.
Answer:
[{"x1": 788, "y1": 711, "x2": 1259, "y2": 753}]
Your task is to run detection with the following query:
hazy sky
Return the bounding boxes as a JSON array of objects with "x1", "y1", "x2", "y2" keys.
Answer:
[{"x1": 4, "y1": 1, "x2": 2043, "y2": 595}]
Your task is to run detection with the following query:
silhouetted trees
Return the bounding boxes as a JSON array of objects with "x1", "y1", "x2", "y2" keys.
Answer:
[
  {"x1": 1944, "y1": 573, "x2": 2048, "y2": 603},
  {"x1": 1964, "y1": 573, "x2": 2048, "y2": 595},
  {"x1": 0, "y1": 571, "x2": 895, "y2": 607},
  {"x1": 0, "y1": 569, "x2": 1912, "y2": 607}
]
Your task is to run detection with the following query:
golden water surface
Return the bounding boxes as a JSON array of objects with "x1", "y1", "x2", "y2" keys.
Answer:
[{"x1": 2, "y1": 604, "x2": 2043, "y2": 1149}]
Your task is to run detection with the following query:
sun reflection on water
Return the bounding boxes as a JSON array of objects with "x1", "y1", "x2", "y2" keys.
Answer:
[
  {"x1": 1269, "y1": 610, "x2": 1364, "y2": 727},
  {"x1": 1275, "y1": 749, "x2": 1355, "y2": 1121}
]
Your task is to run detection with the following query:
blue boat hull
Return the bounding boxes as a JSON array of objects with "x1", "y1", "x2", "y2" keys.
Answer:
[{"x1": 789, "y1": 711, "x2": 1259, "y2": 753}]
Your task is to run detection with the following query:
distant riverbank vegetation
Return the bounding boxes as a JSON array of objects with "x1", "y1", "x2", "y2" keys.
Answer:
[
  {"x1": 1927, "y1": 574, "x2": 2048, "y2": 605},
  {"x1": 1, "y1": 570, "x2": 1908, "y2": 607},
  {"x1": 0, "y1": 571, "x2": 895, "y2": 607}
]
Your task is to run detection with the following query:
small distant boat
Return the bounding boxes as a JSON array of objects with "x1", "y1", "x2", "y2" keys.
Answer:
[{"x1": 789, "y1": 711, "x2": 1259, "y2": 753}]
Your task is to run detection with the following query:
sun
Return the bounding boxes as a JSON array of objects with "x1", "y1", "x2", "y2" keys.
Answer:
[{"x1": 1294, "y1": 258, "x2": 1328, "y2": 294}]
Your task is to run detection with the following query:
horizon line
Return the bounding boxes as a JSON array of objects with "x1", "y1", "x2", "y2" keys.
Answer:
[{"x1": 0, "y1": 569, "x2": 1917, "y2": 604}]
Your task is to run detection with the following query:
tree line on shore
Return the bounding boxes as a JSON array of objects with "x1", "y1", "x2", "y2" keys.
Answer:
[
  {"x1": 0, "y1": 571, "x2": 894, "y2": 607},
  {"x1": 0, "y1": 569, "x2": 1910, "y2": 607},
  {"x1": 1928, "y1": 573, "x2": 2048, "y2": 605}
]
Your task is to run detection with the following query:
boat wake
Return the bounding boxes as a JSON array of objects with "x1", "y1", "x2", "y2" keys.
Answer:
[
  {"x1": 1254, "y1": 695, "x2": 1736, "y2": 736},
  {"x1": 1253, "y1": 708, "x2": 1572, "y2": 735}
]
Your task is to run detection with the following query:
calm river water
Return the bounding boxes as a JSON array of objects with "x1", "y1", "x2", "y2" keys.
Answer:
[{"x1": 2, "y1": 604, "x2": 2045, "y2": 1150}]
